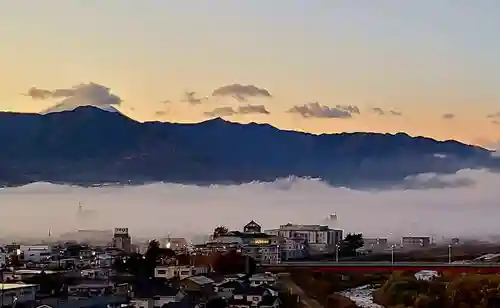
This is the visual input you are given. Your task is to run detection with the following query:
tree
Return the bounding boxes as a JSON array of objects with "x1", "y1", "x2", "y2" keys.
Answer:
[
  {"x1": 212, "y1": 251, "x2": 255, "y2": 275},
  {"x1": 213, "y1": 226, "x2": 229, "y2": 238},
  {"x1": 341, "y1": 233, "x2": 364, "y2": 256}
]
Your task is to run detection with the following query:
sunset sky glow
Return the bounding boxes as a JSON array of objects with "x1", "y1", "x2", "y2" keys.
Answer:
[{"x1": 1, "y1": 1, "x2": 500, "y2": 146}]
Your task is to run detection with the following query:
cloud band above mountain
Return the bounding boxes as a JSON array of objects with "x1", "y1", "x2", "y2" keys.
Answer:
[
  {"x1": 24, "y1": 83, "x2": 122, "y2": 114},
  {"x1": 204, "y1": 104, "x2": 270, "y2": 117},
  {"x1": 288, "y1": 102, "x2": 353, "y2": 118},
  {"x1": 212, "y1": 84, "x2": 272, "y2": 102}
]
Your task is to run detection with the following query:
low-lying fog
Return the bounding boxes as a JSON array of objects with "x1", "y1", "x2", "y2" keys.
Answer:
[{"x1": 0, "y1": 168, "x2": 499, "y2": 243}]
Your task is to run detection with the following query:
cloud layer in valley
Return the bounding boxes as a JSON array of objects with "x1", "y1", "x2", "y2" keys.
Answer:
[{"x1": 1, "y1": 169, "x2": 499, "y2": 242}]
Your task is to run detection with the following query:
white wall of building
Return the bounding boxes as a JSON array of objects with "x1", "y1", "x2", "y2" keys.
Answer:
[{"x1": 154, "y1": 265, "x2": 208, "y2": 280}]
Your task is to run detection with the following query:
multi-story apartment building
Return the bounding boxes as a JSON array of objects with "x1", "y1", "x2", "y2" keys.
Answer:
[
  {"x1": 112, "y1": 228, "x2": 132, "y2": 253},
  {"x1": 265, "y1": 223, "x2": 343, "y2": 254},
  {"x1": 401, "y1": 236, "x2": 431, "y2": 248}
]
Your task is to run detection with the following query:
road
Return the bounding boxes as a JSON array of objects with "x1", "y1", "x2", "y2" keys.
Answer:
[
  {"x1": 263, "y1": 261, "x2": 500, "y2": 273},
  {"x1": 277, "y1": 273, "x2": 323, "y2": 308},
  {"x1": 266, "y1": 261, "x2": 500, "y2": 267}
]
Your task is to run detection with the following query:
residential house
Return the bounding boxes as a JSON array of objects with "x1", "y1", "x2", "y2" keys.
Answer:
[
  {"x1": 179, "y1": 276, "x2": 215, "y2": 304},
  {"x1": 229, "y1": 286, "x2": 280, "y2": 308},
  {"x1": 154, "y1": 265, "x2": 209, "y2": 280},
  {"x1": 249, "y1": 273, "x2": 276, "y2": 287},
  {"x1": 214, "y1": 280, "x2": 248, "y2": 299},
  {"x1": 130, "y1": 284, "x2": 187, "y2": 308}
]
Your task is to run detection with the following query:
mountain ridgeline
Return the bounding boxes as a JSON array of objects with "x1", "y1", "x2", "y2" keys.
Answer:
[{"x1": 0, "y1": 106, "x2": 495, "y2": 188}]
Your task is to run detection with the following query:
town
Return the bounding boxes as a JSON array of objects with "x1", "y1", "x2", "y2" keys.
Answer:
[{"x1": 0, "y1": 220, "x2": 492, "y2": 308}]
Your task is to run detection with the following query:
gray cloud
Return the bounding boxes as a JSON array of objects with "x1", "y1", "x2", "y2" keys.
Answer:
[
  {"x1": 336, "y1": 105, "x2": 360, "y2": 115},
  {"x1": 238, "y1": 104, "x2": 270, "y2": 115},
  {"x1": 442, "y1": 113, "x2": 455, "y2": 119},
  {"x1": 25, "y1": 87, "x2": 53, "y2": 100},
  {"x1": 212, "y1": 84, "x2": 272, "y2": 102},
  {"x1": 492, "y1": 120, "x2": 500, "y2": 125},
  {"x1": 288, "y1": 102, "x2": 352, "y2": 119},
  {"x1": 182, "y1": 91, "x2": 207, "y2": 105},
  {"x1": 204, "y1": 104, "x2": 271, "y2": 117},
  {"x1": 204, "y1": 107, "x2": 237, "y2": 117},
  {"x1": 487, "y1": 112, "x2": 500, "y2": 118},
  {"x1": 24, "y1": 83, "x2": 123, "y2": 114},
  {"x1": 155, "y1": 110, "x2": 167, "y2": 117},
  {"x1": 371, "y1": 107, "x2": 402, "y2": 116}
]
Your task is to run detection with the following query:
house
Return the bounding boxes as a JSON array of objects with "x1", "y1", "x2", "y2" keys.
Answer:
[
  {"x1": 229, "y1": 286, "x2": 280, "y2": 308},
  {"x1": 67, "y1": 281, "x2": 115, "y2": 296},
  {"x1": 80, "y1": 268, "x2": 113, "y2": 280},
  {"x1": 249, "y1": 273, "x2": 276, "y2": 287},
  {"x1": 179, "y1": 276, "x2": 215, "y2": 305},
  {"x1": 243, "y1": 221, "x2": 262, "y2": 233},
  {"x1": 214, "y1": 280, "x2": 248, "y2": 299},
  {"x1": 18, "y1": 245, "x2": 52, "y2": 263},
  {"x1": 0, "y1": 283, "x2": 38, "y2": 307},
  {"x1": 154, "y1": 265, "x2": 209, "y2": 280},
  {"x1": 130, "y1": 291, "x2": 187, "y2": 308},
  {"x1": 130, "y1": 281, "x2": 188, "y2": 308},
  {"x1": 179, "y1": 276, "x2": 215, "y2": 293}
]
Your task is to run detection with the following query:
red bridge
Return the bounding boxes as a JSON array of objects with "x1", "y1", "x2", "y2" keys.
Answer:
[{"x1": 261, "y1": 262, "x2": 500, "y2": 273}]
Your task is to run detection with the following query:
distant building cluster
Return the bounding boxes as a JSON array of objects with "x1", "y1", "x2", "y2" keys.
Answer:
[{"x1": 192, "y1": 220, "x2": 343, "y2": 265}]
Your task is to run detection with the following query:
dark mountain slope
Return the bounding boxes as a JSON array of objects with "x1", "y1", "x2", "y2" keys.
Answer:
[{"x1": 0, "y1": 106, "x2": 495, "y2": 187}]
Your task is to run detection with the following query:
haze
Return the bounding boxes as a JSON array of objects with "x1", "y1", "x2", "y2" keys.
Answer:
[{"x1": 1, "y1": 168, "x2": 499, "y2": 242}]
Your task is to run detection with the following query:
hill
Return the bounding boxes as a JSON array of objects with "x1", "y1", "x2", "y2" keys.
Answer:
[{"x1": 0, "y1": 106, "x2": 495, "y2": 188}]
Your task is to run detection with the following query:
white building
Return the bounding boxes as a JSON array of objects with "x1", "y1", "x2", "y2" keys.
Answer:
[
  {"x1": 265, "y1": 223, "x2": 343, "y2": 254},
  {"x1": 249, "y1": 273, "x2": 276, "y2": 287},
  {"x1": 0, "y1": 283, "x2": 38, "y2": 307},
  {"x1": 112, "y1": 228, "x2": 132, "y2": 253},
  {"x1": 18, "y1": 245, "x2": 52, "y2": 263},
  {"x1": 154, "y1": 265, "x2": 209, "y2": 280}
]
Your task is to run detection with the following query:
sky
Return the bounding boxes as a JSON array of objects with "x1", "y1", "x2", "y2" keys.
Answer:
[
  {"x1": 1, "y1": 1, "x2": 500, "y2": 146},
  {"x1": 1, "y1": 169, "x2": 499, "y2": 242}
]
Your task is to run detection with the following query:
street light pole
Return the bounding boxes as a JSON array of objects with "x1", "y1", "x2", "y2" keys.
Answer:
[
  {"x1": 335, "y1": 244, "x2": 339, "y2": 263},
  {"x1": 391, "y1": 245, "x2": 395, "y2": 265},
  {"x1": 448, "y1": 244, "x2": 452, "y2": 264}
]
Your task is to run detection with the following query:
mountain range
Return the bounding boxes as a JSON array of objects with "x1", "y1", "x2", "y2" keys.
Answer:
[{"x1": 0, "y1": 106, "x2": 497, "y2": 188}]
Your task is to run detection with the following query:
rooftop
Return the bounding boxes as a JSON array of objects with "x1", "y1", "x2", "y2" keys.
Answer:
[
  {"x1": 278, "y1": 224, "x2": 333, "y2": 231},
  {"x1": 185, "y1": 276, "x2": 214, "y2": 285},
  {"x1": 0, "y1": 283, "x2": 38, "y2": 290}
]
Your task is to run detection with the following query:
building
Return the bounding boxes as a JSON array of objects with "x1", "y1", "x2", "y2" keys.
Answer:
[
  {"x1": 112, "y1": 228, "x2": 132, "y2": 253},
  {"x1": 401, "y1": 236, "x2": 431, "y2": 248},
  {"x1": 162, "y1": 238, "x2": 188, "y2": 252},
  {"x1": 228, "y1": 286, "x2": 280, "y2": 308},
  {"x1": 265, "y1": 224, "x2": 343, "y2": 254},
  {"x1": 0, "y1": 283, "x2": 38, "y2": 307},
  {"x1": 18, "y1": 245, "x2": 52, "y2": 263},
  {"x1": 214, "y1": 229, "x2": 282, "y2": 265},
  {"x1": 249, "y1": 273, "x2": 276, "y2": 287},
  {"x1": 0, "y1": 249, "x2": 7, "y2": 268},
  {"x1": 243, "y1": 221, "x2": 262, "y2": 233},
  {"x1": 154, "y1": 265, "x2": 209, "y2": 280}
]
